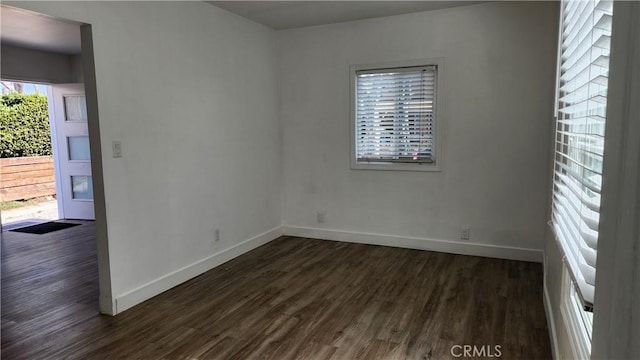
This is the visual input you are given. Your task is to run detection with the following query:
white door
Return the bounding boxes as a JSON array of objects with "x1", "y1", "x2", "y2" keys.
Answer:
[{"x1": 49, "y1": 84, "x2": 95, "y2": 220}]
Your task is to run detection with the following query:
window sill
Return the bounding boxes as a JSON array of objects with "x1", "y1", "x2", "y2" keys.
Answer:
[{"x1": 351, "y1": 161, "x2": 441, "y2": 172}]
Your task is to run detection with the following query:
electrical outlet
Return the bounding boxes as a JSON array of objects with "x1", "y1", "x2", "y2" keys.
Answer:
[
  {"x1": 317, "y1": 210, "x2": 326, "y2": 224},
  {"x1": 215, "y1": 228, "x2": 220, "y2": 241},
  {"x1": 460, "y1": 228, "x2": 470, "y2": 240}
]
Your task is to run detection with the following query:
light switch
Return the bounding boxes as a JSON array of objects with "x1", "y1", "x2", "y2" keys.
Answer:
[{"x1": 112, "y1": 141, "x2": 122, "y2": 158}]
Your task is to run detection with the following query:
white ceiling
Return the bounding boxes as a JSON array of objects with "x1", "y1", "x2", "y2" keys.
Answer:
[
  {"x1": 209, "y1": 1, "x2": 488, "y2": 30},
  {"x1": 0, "y1": 2, "x2": 487, "y2": 54},
  {"x1": 1, "y1": 6, "x2": 82, "y2": 55}
]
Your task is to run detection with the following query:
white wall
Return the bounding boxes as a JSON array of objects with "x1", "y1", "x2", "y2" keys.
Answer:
[
  {"x1": 279, "y1": 2, "x2": 558, "y2": 259},
  {"x1": 1, "y1": 44, "x2": 83, "y2": 83},
  {"x1": 6, "y1": 1, "x2": 561, "y2": 316},
  {"x1": 9, "y1": 1, "x2": 282, "y2": 313}
]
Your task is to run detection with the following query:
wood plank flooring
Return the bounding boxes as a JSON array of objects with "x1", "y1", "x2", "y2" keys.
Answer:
[{"x1": 1, "y1": 222, "x2": 551, "y2": 359}]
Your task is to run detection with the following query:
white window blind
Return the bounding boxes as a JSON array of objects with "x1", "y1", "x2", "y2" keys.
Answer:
[
  {"x1": 355, "y1": 66, "x2": 436, "y2": 164},
  {"x1": 552, "y1": 0, "x2": 613, "y2": 310}
]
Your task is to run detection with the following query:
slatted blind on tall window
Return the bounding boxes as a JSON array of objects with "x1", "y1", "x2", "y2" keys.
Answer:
[
  {"x1": 552, "y1": 0, "x2": 613, "y2": 310},
  {"x1": 355, "y1": 66, "x2": 436, "y2": 164}
]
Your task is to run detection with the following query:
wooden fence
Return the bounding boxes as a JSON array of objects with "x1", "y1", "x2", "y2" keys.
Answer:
[{"x1": 0, "y1": 156, "x2": 56, "y2": 202}]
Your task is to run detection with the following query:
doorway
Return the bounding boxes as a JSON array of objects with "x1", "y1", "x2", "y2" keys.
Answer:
[
  {"x1": 1, "y1": 81, "x2": 95, "y2": 225},
  {"x1": 1, "y1": 5, "x2": 113, "y2": 315},
  {"x1": 0, "y1": 81, "x2": 59, "y2": 227}
]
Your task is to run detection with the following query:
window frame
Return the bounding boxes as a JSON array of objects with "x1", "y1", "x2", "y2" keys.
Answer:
[
  {"x1": 550, "y1": 0, "x2": 613, "y2": 311},
  {"x1": 550, "y1": 0, "x2": 614, "y2": 355},
  {"x1": 350, "y1": 58, "x2": 444, "y2": 172},
  {"x1": 560, "y1": 266, "x2": 592, "y2": 359}
]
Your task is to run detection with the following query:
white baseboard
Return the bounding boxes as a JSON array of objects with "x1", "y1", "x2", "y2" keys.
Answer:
[
  {"x1": 114, "y1": 225, "x2": 542, "y2": 314},
  {"x1": 114, "y1": 226, "x2": 283, "y2": 314},
  {"x1": 544, "y1": 276, "x2": 561, "y2": 360},
  {"x1": 282, "y1": 226, "x2": 543, "y2": 263},
  {"x1": 99, "y1": 294, "x2": 116, "y2": 316}
]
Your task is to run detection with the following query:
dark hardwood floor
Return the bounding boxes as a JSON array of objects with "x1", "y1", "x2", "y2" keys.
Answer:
[{"x1": 1, "y1": 222, "x2": 551, "y2": 359}]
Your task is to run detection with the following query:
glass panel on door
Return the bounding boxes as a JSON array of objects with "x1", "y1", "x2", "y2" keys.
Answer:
[
  {"x1": 64, "y1": 96, "x2": 87, "y2": 121},
  {"x1": 68, "y1": 136, "x2": 90, "y2": 161},
  {"x1": 71, "y1": 176, "x2": 93, "y2": 200}
]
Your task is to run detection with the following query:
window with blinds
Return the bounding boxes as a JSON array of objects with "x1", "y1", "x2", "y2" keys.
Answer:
[
  {"x1": 552, "y1": 0, "x2": 613, "y2": 310},
  {"x1": 353, "y1": 65, "x2": 438, "y2": 169}
]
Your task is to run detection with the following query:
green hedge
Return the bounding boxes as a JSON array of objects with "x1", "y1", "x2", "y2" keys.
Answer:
[{"x1": 0, "y1": 92, "x2": 52, "y2": 158}]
